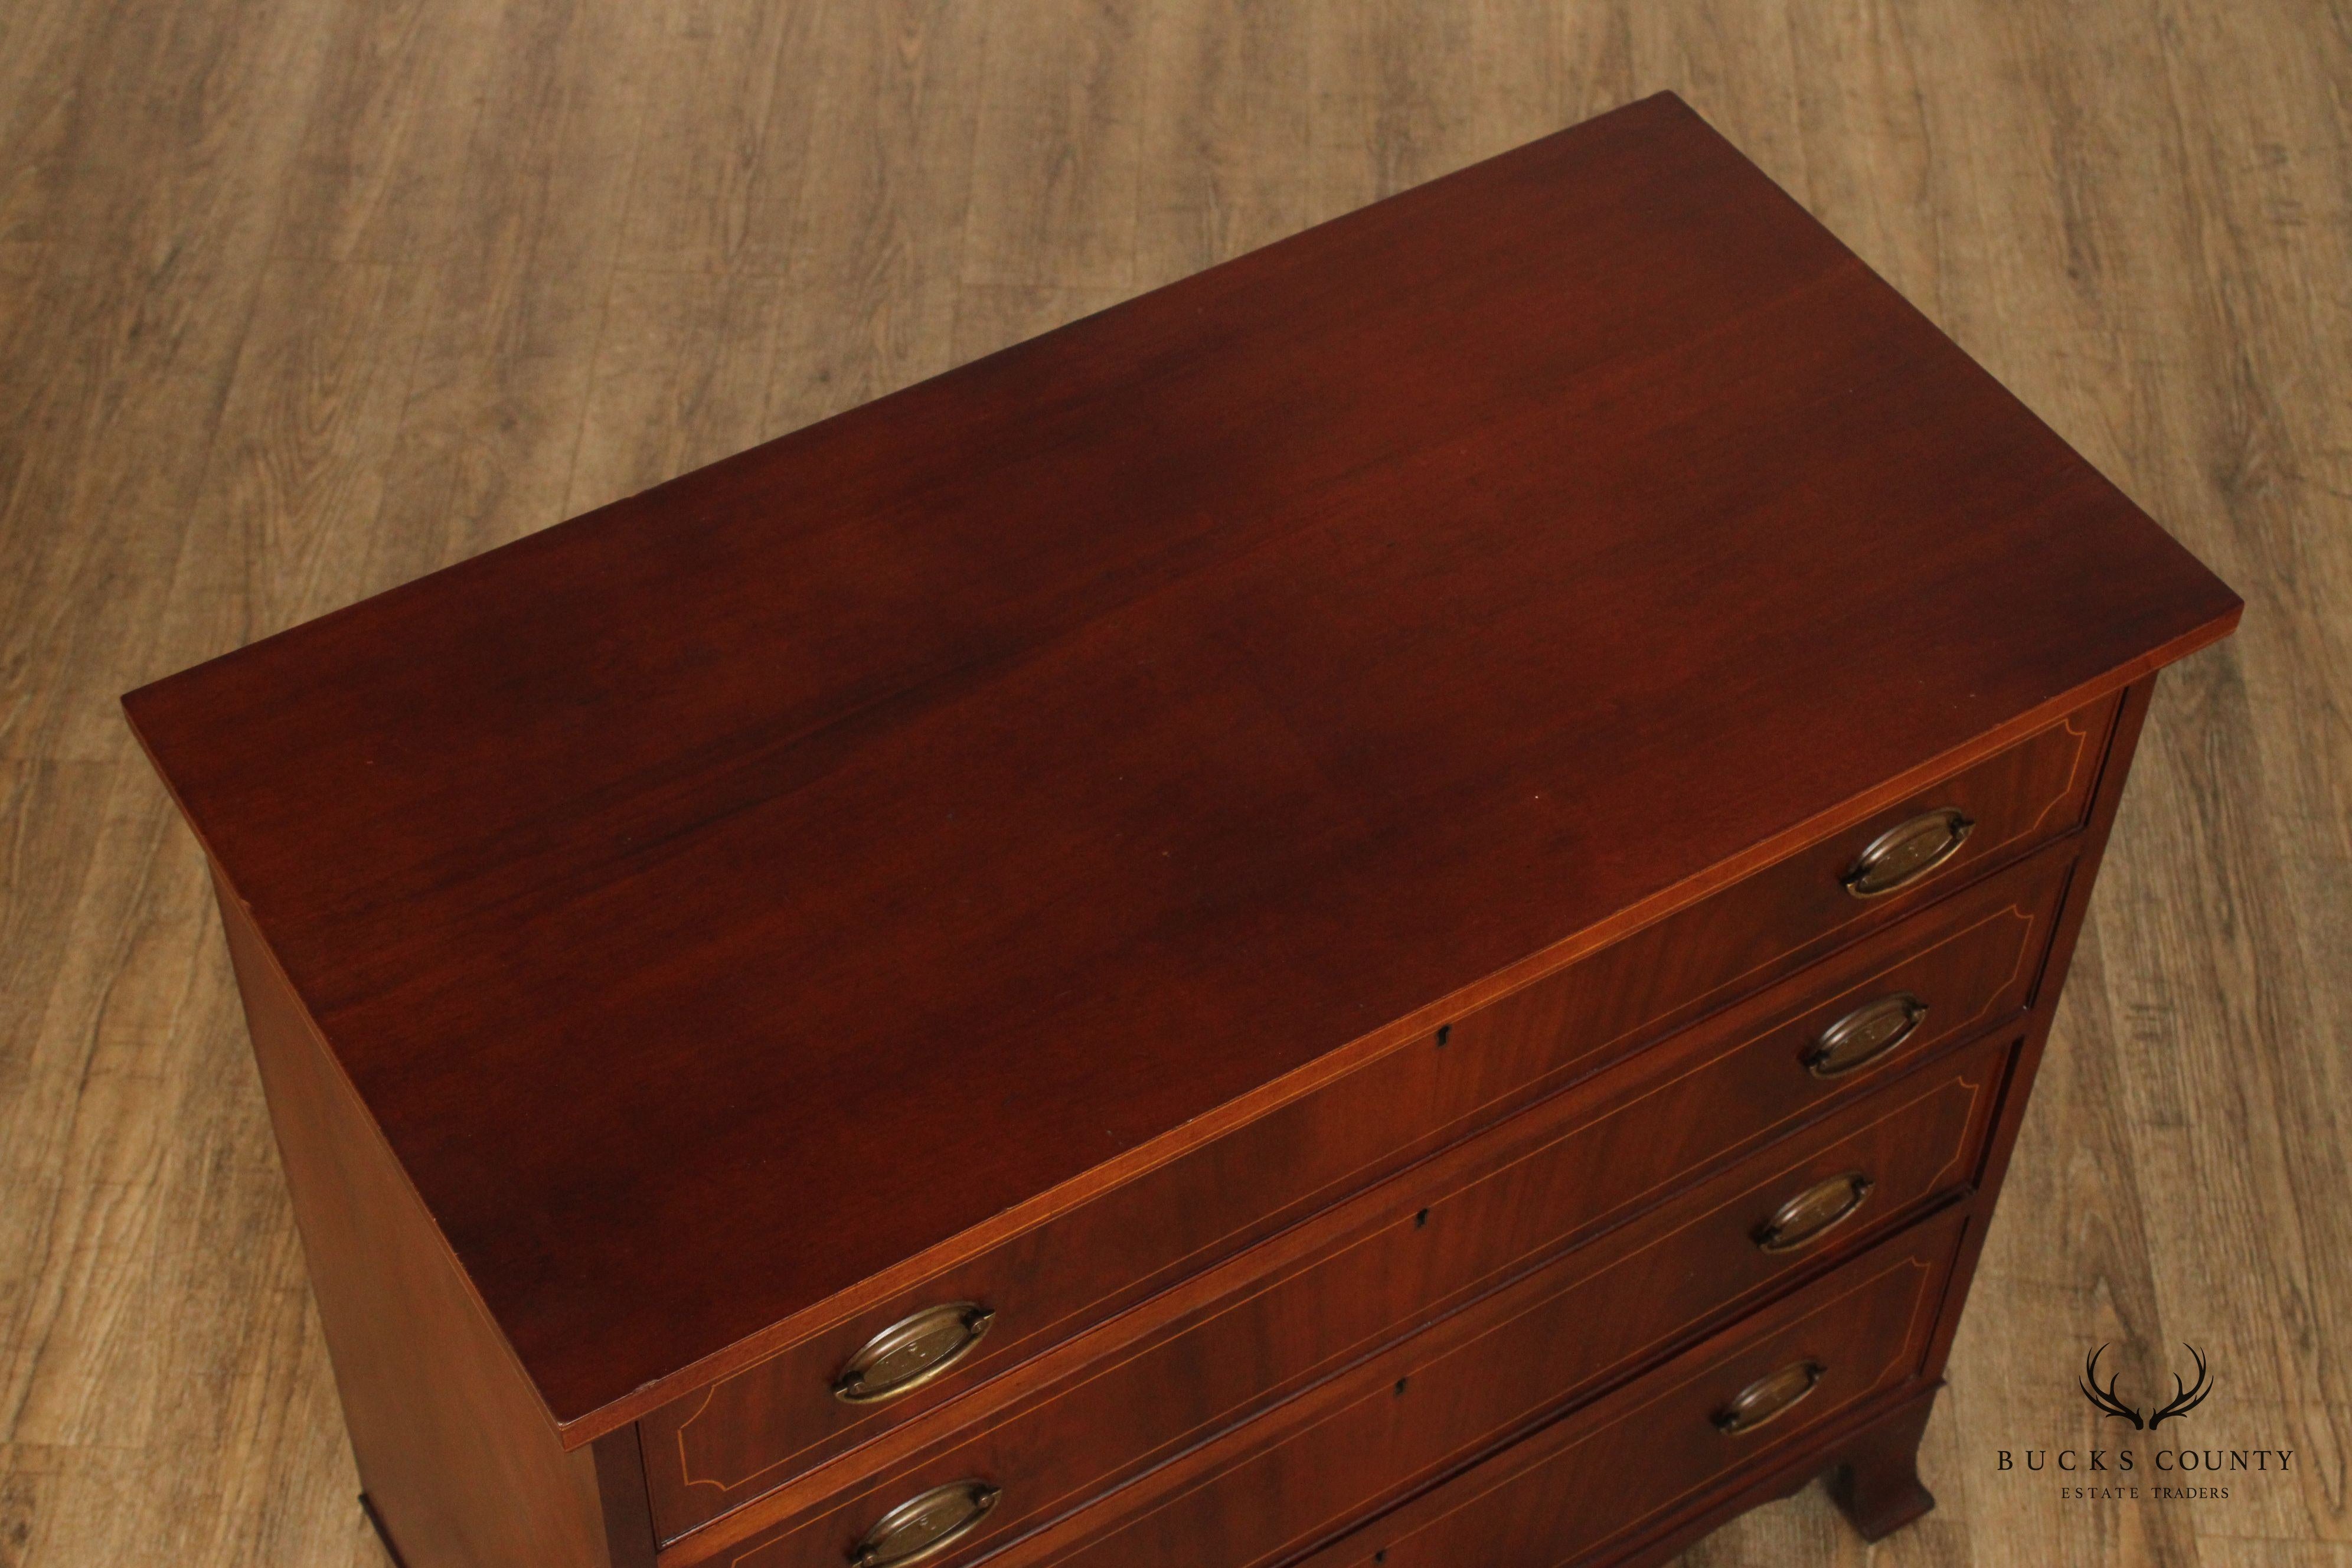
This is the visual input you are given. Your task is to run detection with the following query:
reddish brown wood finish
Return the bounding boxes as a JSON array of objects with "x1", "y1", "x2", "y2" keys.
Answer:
[
  {"x1": 1917, "y1": 674, "x2": 2158, "y2": 1386},
  {"x1": 639, "y1": 719, "x2": 2090, "y2": 1536},
  {"x1": 672, "y1": 1027, "x2": 2013, "y2": 1567},
  {"x1": 1089, "y1": 1207, "x2": 1970, "y2": 1568},
  {"x1": 1227, "y1": 675, "x2": 2155, "y2": 1568},
  {"x1": 121, "y1": 93, "x2": 2240, "y2": 1442},
  {"x1": 1285, "y1": 1213, "x2": 1968, "y2": 1568},
  {"x1": 593, "y1": 1429, "x2": 662, "y2": 1568},
  {"x1": 1827, "y1": 1385, "x2": 1943, "y2": 1541},
  {"x1": 1445, "y1": 692, "x2": 2113, "y2": 1077},
  {"x1": 210, "y1": 871, "x2": 653, "y2": 1568},
  {"x1": 1590, "y1": 1381, "x2": 1953, "y2": 1568}
]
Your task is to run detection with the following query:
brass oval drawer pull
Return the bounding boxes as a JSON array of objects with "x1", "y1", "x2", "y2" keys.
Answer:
[
  {"x1": 1712, "y1": 1360, "x2": 1824, "y2": 1436},
  {"x1": 1843, "y1": 808, "x2": 1975, "y2": 898},
  {"x1": 1804, "y1": 992, "x2": 1926, "y2": 1079},
  {"x1": 833, "y1": 1303, "x2": 996, "y2": 1404},
  {"x1": 1753, "y1": 1172, "x2": 1874, "y2": 1253},
  {"x1": 848, "y1": 1480, "x2": 1001, "y2": 1567}
]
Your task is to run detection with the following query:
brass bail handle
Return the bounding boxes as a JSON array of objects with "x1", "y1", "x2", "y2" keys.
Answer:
[
  {"x1": 833, "y1": 1302, "x2": 997, "y2": 1404},
  {"x1": 1803, "y1": 992, "x2": 1927, "y2": 1079},
  {"x1": 1713, "y1": 1360, "x2": 1825, "y2": 1436},
  {"x1": 848, "y1": 1480, "x2": 1002, "y2": 1568},
  {"x1": 1752, "y1": 1172, "x2": 1875, "y2": 1254},
  {"x1": 1843, "y1": 808, "x2": 1975, "y2": 899}
]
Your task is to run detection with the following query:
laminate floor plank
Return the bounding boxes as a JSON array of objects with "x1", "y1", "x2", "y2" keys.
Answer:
[
  {"x1": 0, "y1": 0, "x2": 337, "y2": 765},
  {"x1": 613, "y1": 2, "x2": 826, "y2": 277},
  {"x1": 2196, "y1": 1542, "x2": 2352, "y2": 1568},
  {"x1": 961, "y1": 1, "x2": 1149, "y2": 293},
  {"x1": 2, "y1": 4, "x2": 2345, "y2": 1564},
  {"x1": 357, "y1": 0, "x2": 656, "y2": 587},
  {"x1": 161, "y1": 257, "x2": 440, "y2": 654},
  {"x1": 566, "y1": 269, "x2": 789, "y2": 517},
  {"x1": 270, "y1": 0, "x2": 505, "y2": 267},
  {"x1": 1136, "y1": 0, "x2": 1322, "y2": 279},
  {"x1": 763, "y1": 0, "x2": 990, "y2": 435},
  {"x1": 1305, "y1": 1, "x2": 1491, "y2": 214},
  {"x1": 0, "y1": 0, "x2": 110, "y2": 247}
]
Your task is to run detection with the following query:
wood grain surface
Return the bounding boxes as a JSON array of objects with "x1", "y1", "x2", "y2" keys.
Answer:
[
  {"x1": 119, "y1": 87, "x2": 2234, "y2": 1442},
  {"x1": 2, "y1": 4, "x2": 2342, "y2": 1566}
]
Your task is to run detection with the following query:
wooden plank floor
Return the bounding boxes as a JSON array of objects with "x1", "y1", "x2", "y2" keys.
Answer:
[{"x1": 2, "y1": 2, "x2": 2344, "y2": 1564}]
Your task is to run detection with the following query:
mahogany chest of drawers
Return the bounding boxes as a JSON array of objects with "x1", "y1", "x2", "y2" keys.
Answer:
[{"x1": 126, "y1": 93, "x2": 2239, "y2": 1568}]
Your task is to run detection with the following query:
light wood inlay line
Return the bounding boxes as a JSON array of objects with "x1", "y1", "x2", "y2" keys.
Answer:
[
  {"x1": 677, "y1": 877, "x2": 2049, "y2": 1499},
  {"x1": 696, "y1": 1047, "x2": 2003, "y2": 1559},
  {"x1": 671, "y1": 892, "x2": 2041, "y2": 1502},
  {"x1": 1099, "y1": 1252, "x2": 1948, "y2": 1568}
]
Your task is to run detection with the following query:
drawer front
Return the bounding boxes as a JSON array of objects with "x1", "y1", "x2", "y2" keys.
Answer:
[
  {"x1": 1033, "y1": 1161, "x2": 1971, "y2": 1568},
  {"x1": 642, "y1": 697, "x2": 2109, "y2": 1539},
  {"x1": 682, "y1": 1025, "x2": 2013, "y2": 1568},
  {"x1": 1294, "y1": 1217, "x2": 1968, "y2": 1568},
  {"x1": 1441, "y1": 690, "x2": 2112, "y2": 1084}
]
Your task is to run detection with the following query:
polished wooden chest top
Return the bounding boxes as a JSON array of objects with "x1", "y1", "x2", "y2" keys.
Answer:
[{"x1": 125, "y1": 92, "x2": 2238, "y2": 1568}]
